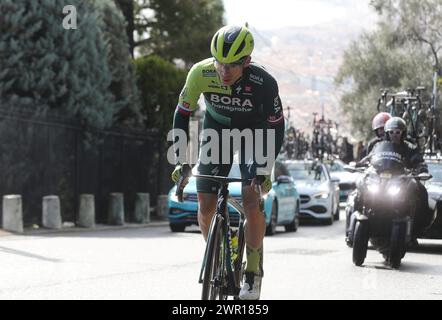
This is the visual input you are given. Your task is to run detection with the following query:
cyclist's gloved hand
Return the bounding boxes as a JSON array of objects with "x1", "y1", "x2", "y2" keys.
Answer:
[
  {"x1": 252, "y1": 175, "x2": 272, "y2": 195},
  {"x1": 171, "y1": 164, "x2": 183, "y2": 183},
  {"x1": 172, "y1": 164, "x2": 191, "y2": 183},
  {"x1": 261, "y1": 175, "x2": 272, "y2": 194}
]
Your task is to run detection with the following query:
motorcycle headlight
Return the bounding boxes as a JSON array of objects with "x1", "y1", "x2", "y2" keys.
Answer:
[
  {"x1": 367, "y1": 184, "x2": 380, "y2": 194},
  {"x1": 366, "y1": 175, "x2": 381, "y2": 194},
  {"x1": 387, "y1": 186, "x2": 401, "y2": 196},
  {"x1": 313, "y1": 192, "x2": 329, "y2": 199}
]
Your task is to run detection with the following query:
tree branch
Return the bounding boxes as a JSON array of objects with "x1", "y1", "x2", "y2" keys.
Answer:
[
  {"x1": 134, "y1": 38, "x2": 151, "y2": 47},
  {"x1": 135, "y1": 23, "x2": 152, "y2": 28}
]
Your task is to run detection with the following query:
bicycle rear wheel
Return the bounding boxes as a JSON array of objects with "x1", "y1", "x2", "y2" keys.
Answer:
[{"x1": 201, "y1": 215, "x2": 227, "y2": 300}]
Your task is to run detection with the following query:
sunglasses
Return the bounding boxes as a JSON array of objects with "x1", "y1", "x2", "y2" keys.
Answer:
[
  {"x1": 214, "y1": 57, "x2": 247, "y2": 70},
  {"x1": 388, "y1": 130, "x2": 403, "y2": 135}
]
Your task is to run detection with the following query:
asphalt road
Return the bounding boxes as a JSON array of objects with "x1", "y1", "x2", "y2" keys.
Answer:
[{"x1": 0, "y1": 208, "x2": 441, "y2": 300}]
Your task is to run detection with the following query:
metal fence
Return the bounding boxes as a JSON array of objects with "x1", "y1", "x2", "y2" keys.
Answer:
[{"x1": 0, "y1": 107, "x2": 172, "y2": 227}]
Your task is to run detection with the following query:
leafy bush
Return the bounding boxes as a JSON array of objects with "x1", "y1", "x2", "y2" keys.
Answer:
[{"x1": 134, "y1": 55, "x2": 186, "y2": 134}]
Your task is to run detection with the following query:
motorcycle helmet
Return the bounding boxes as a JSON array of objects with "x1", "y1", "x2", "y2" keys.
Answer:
[
  {"x1": 211, "y1": 25, "x2": 254, "y2": 63},
  {"x1": 384, "y1": 117, "x2": 407, "y2": 141},
  {"x1": 372, "y1": 112, "x2": 391, "y2": 137}
]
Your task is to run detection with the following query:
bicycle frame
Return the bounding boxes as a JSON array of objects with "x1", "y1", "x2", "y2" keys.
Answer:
[
  {"x1": 197, "y1": 184, "x2": 246, "y2": 296},
  {"x1": 428, "y1": 71, "x2": 439, "y2": 154},
  {"x1": 195, "y1": 175, "x2": 251, "y2": 299},
  {"x1": 175, "y1": 170, "x2": 263, "y2": 299}
]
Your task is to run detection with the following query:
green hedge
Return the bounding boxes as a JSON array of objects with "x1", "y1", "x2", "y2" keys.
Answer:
[{"x1": 134, "y1": 55, "x2": 186, "y2": 134}]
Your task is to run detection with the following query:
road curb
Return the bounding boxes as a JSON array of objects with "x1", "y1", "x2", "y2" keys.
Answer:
[{"x1": 0, "y1": 220, "x2": 169, "y2": 237}]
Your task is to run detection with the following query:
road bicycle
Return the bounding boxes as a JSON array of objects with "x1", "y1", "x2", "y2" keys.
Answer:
[
  {"x1": 425, "y1": 72, "x2": 440, "y2": 154},
  {"x1": 377, "y1": 87, "x2": 432, "y2": 153},
  {"x1": 175, "y1": 165, "x2": 264, "y2": 300}
]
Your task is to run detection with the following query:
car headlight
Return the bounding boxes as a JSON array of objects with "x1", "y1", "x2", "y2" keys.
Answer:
[
  {"x1": 387, "y1": 186, "x2": 401, "y2": 196},
  {"x1": 170, "y1": 193, "x2": 178, "y2": 202},
  {"x1": 313, "y1": 192, "x2": 329, "y2": 199}
]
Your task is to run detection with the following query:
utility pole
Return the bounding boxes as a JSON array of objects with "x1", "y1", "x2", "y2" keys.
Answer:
[
  {"x1": 312, "y1": 112, "x2": 318, "y2": 126},
  {"x1": 285, "y1": 105, "x2": 294, "y2": 127}
]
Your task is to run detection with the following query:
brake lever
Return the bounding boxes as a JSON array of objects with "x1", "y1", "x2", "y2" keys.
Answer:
[
  {"x1": 254, "y1": 175, "x2": 265, "y2": 212},
  {"x1": 175, "y1": 164, "x2": 192, "y2": 202}
]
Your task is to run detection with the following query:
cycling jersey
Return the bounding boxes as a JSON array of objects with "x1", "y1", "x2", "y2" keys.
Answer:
[
  {"x1": 176, "y1": 58, "x2": 284, "y2": 128},
  {"x1": 172, "y1": 58, "x2": 285, "y2": 193}
]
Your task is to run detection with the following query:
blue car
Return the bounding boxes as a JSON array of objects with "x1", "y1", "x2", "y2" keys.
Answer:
[{"x1": 168, "y1": 161, "x2": 300, "y2": 235}]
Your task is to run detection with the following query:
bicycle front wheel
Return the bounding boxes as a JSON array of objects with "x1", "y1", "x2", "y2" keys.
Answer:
[{"x1": 201, "y1": 215, "x2": 226, "y2": 300}]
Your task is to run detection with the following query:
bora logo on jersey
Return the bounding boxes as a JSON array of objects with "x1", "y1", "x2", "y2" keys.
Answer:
[{"x1": 210, "y1": 94, "x2": 253, "y2": 108}]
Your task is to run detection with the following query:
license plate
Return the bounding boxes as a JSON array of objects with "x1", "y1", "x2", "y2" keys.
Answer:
[{"x1": 380, "y1": 172, "x2": 392, "y2": 179}]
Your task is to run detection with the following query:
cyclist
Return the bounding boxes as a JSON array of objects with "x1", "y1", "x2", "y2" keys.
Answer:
[{"x1": 171, "y1": 25, "x2": 285, "y2": 300}]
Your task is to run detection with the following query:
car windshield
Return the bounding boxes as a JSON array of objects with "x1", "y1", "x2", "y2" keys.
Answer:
[
  {"x1": 287, "y1": 163, "x2": 323, "y2": 181},
  {"x1": 228, "y1": 164, "x2": 241, "y2": 178},
  {"x1": 427, "y1": 163, "x2": 442, "y2": 183},
  {"x1": 328, "y1": 161, "x2": 345, "y2": 172}
]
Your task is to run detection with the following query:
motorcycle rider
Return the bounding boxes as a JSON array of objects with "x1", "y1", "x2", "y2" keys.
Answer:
[
  {"x1": 346, "y1": 117, "x2": 434, "y2": 246},
  {"x1": 359, "y1": 112, "x2": 391, "y2": 159},
  {"x1": 346, "y1": 112, "x2": 391, "y2": 244},
  {"x1": 383, "y1": 117, "x2": 434, "y2": 242}
]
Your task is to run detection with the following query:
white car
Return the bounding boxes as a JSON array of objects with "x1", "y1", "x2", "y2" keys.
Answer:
[
  {"x1": 284, "y1": 160, "x2": 340, "y2": 225},
  {"x1": 326, "y1": 159, "x2": 362, "y2": 203},
  {"x1": 422, "y1": 160, "x2": 442, "y2": 239}
]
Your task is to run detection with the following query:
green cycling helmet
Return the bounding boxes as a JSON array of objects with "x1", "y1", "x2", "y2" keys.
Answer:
[{"x1": 211, "y1": 25, "x2": 254, "y2": 63}]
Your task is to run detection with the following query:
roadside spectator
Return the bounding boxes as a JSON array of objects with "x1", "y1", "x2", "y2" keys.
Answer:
[
  {"x1": 340, "y1": 137, "x2": 354, "y2": 164},
  {"x1": 355, "y1": 141, "x2": 364, "y2": 161}
]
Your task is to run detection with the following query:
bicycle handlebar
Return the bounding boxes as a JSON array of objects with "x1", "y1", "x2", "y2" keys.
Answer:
[
  {"x1": 192, "y1": 174, "x2": 251, "y2": 184},
  {"x1": 192, "y1": 174, "x2": 265, "y2": 211},
  {"x1": 175, "y1": 169, "x2": 266, "y2": 208}
]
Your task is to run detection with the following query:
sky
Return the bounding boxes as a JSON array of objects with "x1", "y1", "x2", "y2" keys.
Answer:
[
  {"x1": 223, "y1": 0, "x2": 376, "y2": 30},
  {"x1": 222, "y1": 0, "x2": 378, "y2": 138}
]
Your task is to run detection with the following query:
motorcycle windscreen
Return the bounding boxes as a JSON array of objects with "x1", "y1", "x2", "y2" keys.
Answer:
[{"x1": 369, "y1": 141, "x2": 405, "y2": 174}]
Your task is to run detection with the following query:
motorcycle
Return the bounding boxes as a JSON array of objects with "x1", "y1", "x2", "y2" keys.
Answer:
[{"x1": 345, "y1": 141, "x2": 432, "y2": 268}]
